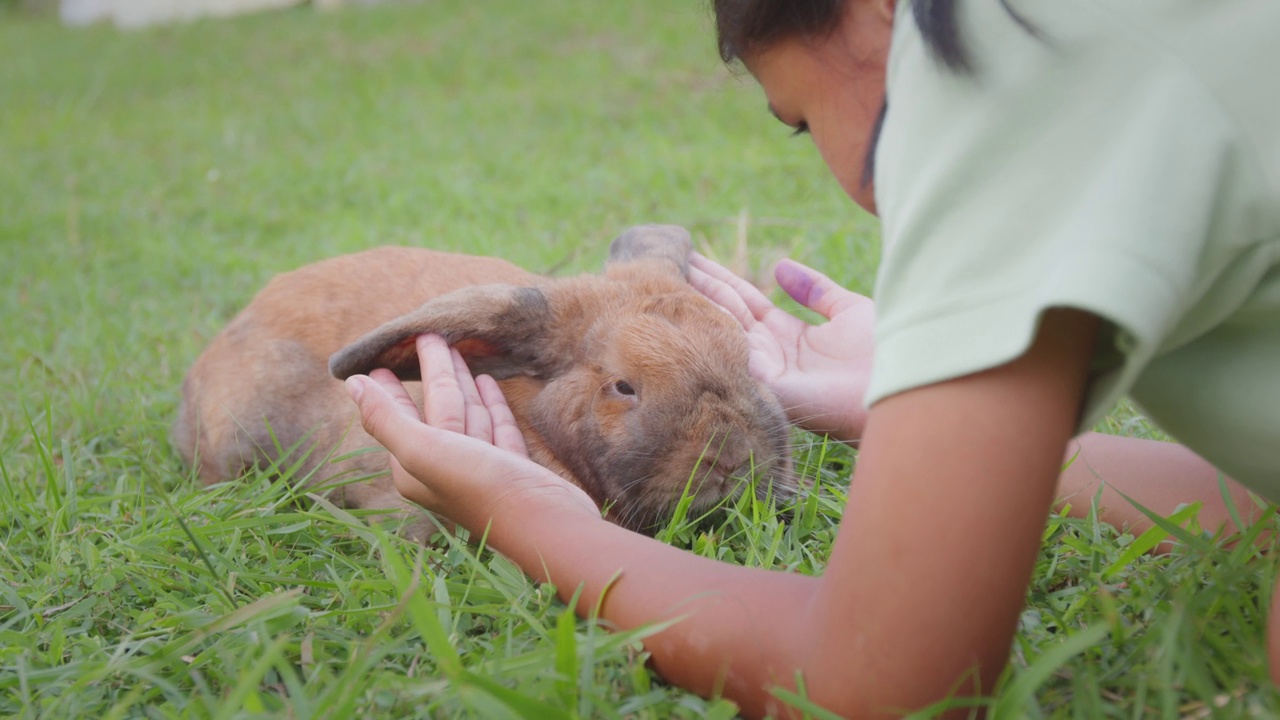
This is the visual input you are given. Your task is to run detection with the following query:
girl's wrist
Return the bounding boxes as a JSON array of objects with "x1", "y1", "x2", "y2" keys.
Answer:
[
  {"x1": 793, "y1": 404, "x2": 867, "y2": 446},
  {"x1": 841, "y1": 407, "x2": 869, "y2": 444},
  {"x1": 482, "y1": 481, "x2": 606, "y2": 555},
  {"x1": 489, "y1": 497, "x2": 614, "y2": 585}
]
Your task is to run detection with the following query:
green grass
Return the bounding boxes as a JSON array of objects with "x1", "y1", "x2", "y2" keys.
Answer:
[{"x1": 1, "y1": 1, "x2": 1278, "y2": 717}]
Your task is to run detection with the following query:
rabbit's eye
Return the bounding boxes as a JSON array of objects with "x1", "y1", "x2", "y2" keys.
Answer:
[{"x1": 614, "y1": 380, "x2": 636, "y2": 397}]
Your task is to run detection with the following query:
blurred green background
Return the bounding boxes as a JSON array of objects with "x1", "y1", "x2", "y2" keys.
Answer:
[{"x1": 1, "y1": 0, "x2": 872, "y2": 434}]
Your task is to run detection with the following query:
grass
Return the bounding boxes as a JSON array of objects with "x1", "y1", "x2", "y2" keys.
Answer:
[{"x1": 1, "y1": 1, "x2": 1278, "y2": 717}]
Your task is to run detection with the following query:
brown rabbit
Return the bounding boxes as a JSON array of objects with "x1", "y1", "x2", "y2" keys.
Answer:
[{"x1": 174, "y1": 225, "x2": 794, "y2": 537}]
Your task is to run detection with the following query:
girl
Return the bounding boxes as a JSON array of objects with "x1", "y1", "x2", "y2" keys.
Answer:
[{"x1": 343, "y1": 0, "x2": 1280, "y2": 716}]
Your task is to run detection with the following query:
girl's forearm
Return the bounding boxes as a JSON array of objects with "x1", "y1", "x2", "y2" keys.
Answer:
[{"x1": 487, "y1": 505, "x2": 818, "y2": 719}]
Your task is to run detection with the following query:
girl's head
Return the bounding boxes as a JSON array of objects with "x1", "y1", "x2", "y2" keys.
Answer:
[
  {"x1": 709, "y1": 1, "x2": 978, "y2": 214},
  {"x1": 712, "y1": 0, "x2": 895, "y2": 213},
  {"x1": 711, "y1": 0, "x2": 847, "y2": 66}
]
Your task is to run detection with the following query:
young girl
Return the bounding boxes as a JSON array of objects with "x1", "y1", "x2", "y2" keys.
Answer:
[{"x1": 342, "y1": 0, "x2": 1280, "y2": 716}]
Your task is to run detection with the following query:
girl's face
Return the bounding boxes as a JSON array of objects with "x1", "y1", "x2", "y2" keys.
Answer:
[{"x1": 743, "y1": 0, "x2": 895, "y2": 215}]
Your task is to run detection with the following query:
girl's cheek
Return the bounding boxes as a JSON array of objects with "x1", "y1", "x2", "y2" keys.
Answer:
[{"x1": 814, "y1": 129, "x2": 877, "y2": 214}]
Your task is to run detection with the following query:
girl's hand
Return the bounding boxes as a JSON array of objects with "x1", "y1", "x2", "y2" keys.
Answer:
[
  {"x1": 689, "y1": 253, "x2": 875, "y2": 443},
  {"x1": 345, "y1": 334, "x2": 599, "y2": 538}
]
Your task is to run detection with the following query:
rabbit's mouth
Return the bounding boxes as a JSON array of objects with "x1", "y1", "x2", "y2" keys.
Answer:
[
  {"x1": 690, "y1": 454, "x2": 793, "y2": 508},
  {"x1": 689, "y1": 468, "x2": 737, "y2": 505},
  {"x1": 611, "y1": 458, "x2": 795, "y2": 535},
  {"x1": 595, "y1": 438, "x2": 796, "y2": 533}
]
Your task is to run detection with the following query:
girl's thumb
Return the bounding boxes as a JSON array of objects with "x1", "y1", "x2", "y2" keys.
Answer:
[
  {"x1": 345, "y1": 375, "x2": 367, "y2": 403},
  {"x1": 775, "y1": 259, "x2": 822, "y2": 309}
]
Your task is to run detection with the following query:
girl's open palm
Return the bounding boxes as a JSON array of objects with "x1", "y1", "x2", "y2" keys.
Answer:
[
  {"x1": 345, "y1": 334, "x2": 598, "y2": 539},
  {"x1": 688, "y1": 254, "x2": 875, "y2": 443}
]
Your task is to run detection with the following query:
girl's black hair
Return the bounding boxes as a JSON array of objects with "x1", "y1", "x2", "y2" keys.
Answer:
[
  {"x1": 712, "y1": 0, "x2": 1033, "y2": 188},
  {"x1": 712, "y1": 0, "x2": 984, "y2": 75}
]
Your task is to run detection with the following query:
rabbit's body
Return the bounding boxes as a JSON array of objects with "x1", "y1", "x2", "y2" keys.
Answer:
[{"x1": 174, "y1": 226, "x2": 794, "y2": 536}]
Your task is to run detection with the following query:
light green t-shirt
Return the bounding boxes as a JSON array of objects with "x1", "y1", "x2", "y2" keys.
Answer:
[{"x1": 870, "y1": 0, "x2": 1280, "y2": 496}]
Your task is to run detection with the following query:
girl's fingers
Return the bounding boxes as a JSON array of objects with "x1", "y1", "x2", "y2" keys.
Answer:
[
  {"x1": 417, "y1": 334, "x2": 466, "y2": 433},
  {"x1": 689, "y1": 254, "x2": 779, "y2": 323},
  {"x1": 688, "y1": 251, "x2": 742, "y2": 285},
  {"x1": 451, "y1": 347, "x2": 493, "y2": 444},
  {"x1": 476, "y1": 374, "x2": 528, "y2": 456},
  {"x1": 348, "y1": 375, "x2": 457, "y2": 512},
  {"x1": 686, "y1": 269, "x2": 742, "y2": 324},
  {"x1": 348, "y1": 373, "x2": 433, "y2": 461},
  {"x1": 365, "y1": 368, "x2": 423, "y2": 421},
  {"x1": 774, "y1": 259, "x2": 870, "y2": 320},
  {"x1": 390, "y1": 456, "x2": 436, "y2": 508},
  {"x1": 687, "y1": 265, "x2": 752, "y2": 328}
]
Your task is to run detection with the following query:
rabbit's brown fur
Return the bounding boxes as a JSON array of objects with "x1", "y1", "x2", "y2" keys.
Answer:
[{"x1": 174, "y1": 226, "x2": 794, "y2": 537}]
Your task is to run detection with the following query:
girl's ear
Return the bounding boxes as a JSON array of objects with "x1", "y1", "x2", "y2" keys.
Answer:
[
  {"x1": 605, "y1": 224, "x2": 693, "y2": 280},
  {"x1": 328, "y1": 284, "x2": 561, "y2": 382}
]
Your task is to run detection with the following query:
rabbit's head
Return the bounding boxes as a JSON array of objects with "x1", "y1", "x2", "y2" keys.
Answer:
[{"x1": 329, "y1": 225, "x2": 794, "y2": 533}]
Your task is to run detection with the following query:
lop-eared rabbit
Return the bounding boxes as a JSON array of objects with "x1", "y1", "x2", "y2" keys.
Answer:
[{"x1": 174, "y1": 225, "x2": 794, "y2": 537}]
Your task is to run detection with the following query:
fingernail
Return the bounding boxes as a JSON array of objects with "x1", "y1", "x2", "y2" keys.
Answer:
[{"x1": 345, "y1": 376, "x2": 365, "y2": 402}]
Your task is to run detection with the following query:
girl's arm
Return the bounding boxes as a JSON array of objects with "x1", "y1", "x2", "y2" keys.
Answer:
[
  {"x1": 348, "y1": 310, "x2": 1097, "y2": 718},
  {"x1": 690, "y1": 254, "x2": 1261, "y2": 548}
]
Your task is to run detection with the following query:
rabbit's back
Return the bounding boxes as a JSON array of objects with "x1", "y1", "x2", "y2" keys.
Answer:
[{"x1": 173, "y1": 246, "x2": 536, "y2": 489}]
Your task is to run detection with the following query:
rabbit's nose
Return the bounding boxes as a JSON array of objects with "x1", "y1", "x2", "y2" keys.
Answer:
[
  {"x1": 707, "y1": 439, "x2": 751, "y2": 479},
  {"x1": 708, "y1": 457, "x2": 742, "y2": 480}
]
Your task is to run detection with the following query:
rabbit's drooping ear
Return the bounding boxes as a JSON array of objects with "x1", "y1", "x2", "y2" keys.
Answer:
[
  {"x1": 328, "y1": 284, "x2": 558, "y2": 382},
  {"x1": 606, "y1": 224, "x2": 692, "y2": 280}
]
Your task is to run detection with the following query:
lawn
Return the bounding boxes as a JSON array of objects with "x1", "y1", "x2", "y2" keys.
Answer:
[{"x1": 2, "y1": 1, "x2": 1278, "y2": 717}]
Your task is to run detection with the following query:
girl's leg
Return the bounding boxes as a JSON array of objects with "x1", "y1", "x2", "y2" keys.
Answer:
[{"x1": 1057, "y1": 432, "x2": 1263, "y2": 547}]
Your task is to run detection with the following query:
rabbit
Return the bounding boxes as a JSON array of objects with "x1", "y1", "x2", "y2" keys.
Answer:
[{"x1": 173, "y1": 224, "x2": 795, "y2": 538}]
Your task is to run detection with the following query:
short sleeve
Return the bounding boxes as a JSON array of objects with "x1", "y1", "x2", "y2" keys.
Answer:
[{"x1": 866, "y1": 0, "x2": 1267, "y2": 433}]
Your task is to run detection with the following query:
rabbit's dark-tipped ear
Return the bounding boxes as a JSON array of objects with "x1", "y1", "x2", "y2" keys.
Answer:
[
  {"x1": 607, "y1": 224, "x2": 692, "y2": 279},
  {"x1": 329, "y1": 284, "x2": 558, "y2": 382}
]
